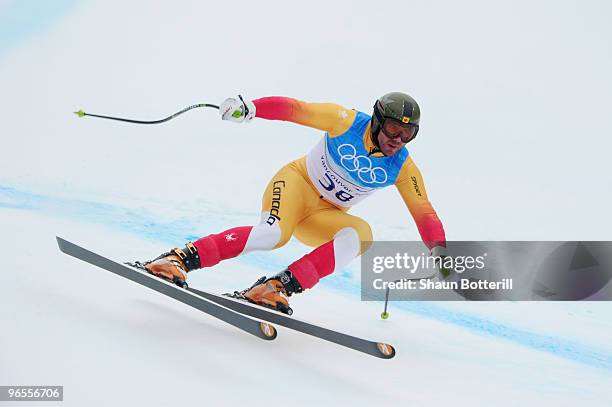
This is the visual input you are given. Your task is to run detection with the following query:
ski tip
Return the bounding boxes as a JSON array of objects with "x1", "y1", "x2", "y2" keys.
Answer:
[
  {"x1": 376, "y1": 342, "x2": 396, "y2": 359},
  {"x1": 259, "y1": 322, "x2": 277, "y2": 340},
  {"x1": 74, "y1": 109, "x2": 86, "y2": 118},
  {"x1": 56, "y1": 236, "x2": 68, "y2": 252}
]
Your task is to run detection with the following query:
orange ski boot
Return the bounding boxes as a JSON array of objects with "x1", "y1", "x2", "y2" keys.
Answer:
[
  {"x1": 128, "y1": 242, "x2": 200, "y2": 288},
  {"x1": 229, "y1": 269, "x2": 303, "y2": 315}
]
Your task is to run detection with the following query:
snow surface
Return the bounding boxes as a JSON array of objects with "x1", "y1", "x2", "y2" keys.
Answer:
[
  {"x1": 2, "y1": 208, "x2": 611, "y2": 406},
  {"x1": 1, "y1": 0, "x2": 612, "y2": 405}
]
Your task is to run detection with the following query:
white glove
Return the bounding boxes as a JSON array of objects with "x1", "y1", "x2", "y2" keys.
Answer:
[
  {"x1": 431, "y1": 246, "x2": 448, "y2": 258},
  {"x1": 219, "y1": 95, "x2": 256, "y2": 123}
]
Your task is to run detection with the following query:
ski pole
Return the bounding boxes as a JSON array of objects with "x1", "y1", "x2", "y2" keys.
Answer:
[
  {"x1": 380, "y1": 271, "x2": 442, "y2": 320},
  {"x1": 381, "y1": 286, "x2": 390, "y2": 320},
  {"x1": 73, "y1": 103, "x2": 219, "y2": 124},
  {"x1": 380, "y1": 278, "x2": 404, "y2": 320}
]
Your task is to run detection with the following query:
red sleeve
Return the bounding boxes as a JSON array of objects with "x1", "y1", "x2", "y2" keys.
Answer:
[
  {"x1": 415, "y1": 213, "x2": 446, "y2": 250},
  {"x1": 251, "y1": 96, "x2": 356, "y2": 135},
  {"x1": 253, "y1": 97, "x2": 297, "y2": 121}
]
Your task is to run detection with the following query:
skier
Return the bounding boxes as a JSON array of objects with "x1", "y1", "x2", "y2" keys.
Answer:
[{"x1": 137, "y1": 93, "x2": 446, "y2": 314}]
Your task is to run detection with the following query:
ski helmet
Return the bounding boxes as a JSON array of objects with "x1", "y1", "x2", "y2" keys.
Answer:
[{"x1": 371, "y1": 92, "x2": 420, "y2": 149}]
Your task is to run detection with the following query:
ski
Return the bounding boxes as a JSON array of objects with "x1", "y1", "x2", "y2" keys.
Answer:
[
  {"x1": 56, "y1": 237, "x2": 395, "y2": 359},
  {"x1": 56, "y1": 237, "x2": 277, "y2": 341},
  {"x1": 187, "y1": 287, "x2": 396, "y2": 359}
]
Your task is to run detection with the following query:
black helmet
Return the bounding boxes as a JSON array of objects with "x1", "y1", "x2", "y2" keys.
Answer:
[{"x1": 371, "y1": 92, "x2": 420, "y2": 149}]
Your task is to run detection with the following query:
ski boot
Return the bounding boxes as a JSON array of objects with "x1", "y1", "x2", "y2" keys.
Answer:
[
  {"x1": 227, "y1": 269, "x2": 303, "y2": 315},
  {"x1": 127, "y1": 242, "x2": 201, "y2": 288}
]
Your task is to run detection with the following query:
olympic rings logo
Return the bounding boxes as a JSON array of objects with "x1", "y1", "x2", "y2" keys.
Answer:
[{"x1": 337, "y1": 143, "x2": 388, "y2": 184}]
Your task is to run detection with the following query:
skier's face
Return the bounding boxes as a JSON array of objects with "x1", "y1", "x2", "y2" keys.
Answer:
[{"x1": 377, "y1": 126, "x2": 407, "y2": 156}]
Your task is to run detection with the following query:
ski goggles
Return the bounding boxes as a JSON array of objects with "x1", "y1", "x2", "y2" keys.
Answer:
[{"x1": 380, "y1": 119, "x2": 419, "y2": 143}]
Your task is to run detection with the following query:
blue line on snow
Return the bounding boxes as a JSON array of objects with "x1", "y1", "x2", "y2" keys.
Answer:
[
  {"x1": 0, "y1": 0, "x2": 78, "y2": 56},
  {"x1": 1, "y1": 184, "x2": 611, "y2": 371}
]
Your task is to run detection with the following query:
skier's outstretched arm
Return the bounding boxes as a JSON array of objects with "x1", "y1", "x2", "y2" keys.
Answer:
[
  {"x1": 394, "y1": 156, "x2": 446, "y2": 251},
  {"x1": 220, "y1": 95, "x2": 356, "y2": 136}
]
